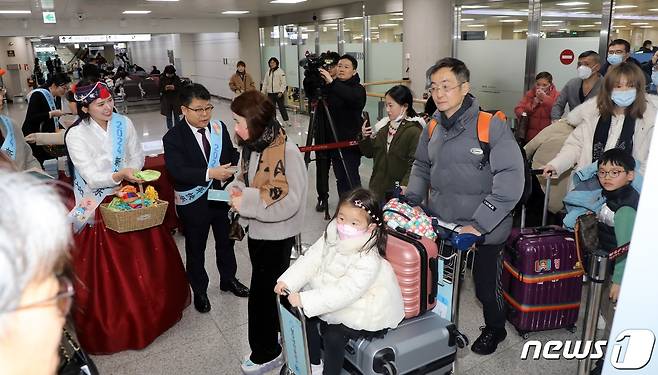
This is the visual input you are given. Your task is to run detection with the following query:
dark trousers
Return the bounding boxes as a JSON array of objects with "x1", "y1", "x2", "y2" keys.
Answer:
[
  {"x1": 247, "y1": 236, "x2": 294, "y2": 364},
  {"x1": 331, "y1": 148, "x2": 361, "y2": 198},
  {"x1": 473, "y1": 244, "x2": 506, "y2": 329},
  {"x1": 306, "y1": 318, "x2": 368, "y2": 375},
  {"x1": 180, "y1": 205, "x2": 237, "y2": 295},
  {"x1": 165, "y1": 110, "x2": 176, "y2": 130},
  {"x1": 268, "y1": 93, "x2": 289, "y2": 121},
  {"x1": 314, "y1": 116, "x2": 331, "y2": 201}
]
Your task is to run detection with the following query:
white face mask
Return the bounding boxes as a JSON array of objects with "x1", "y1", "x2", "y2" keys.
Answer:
[{"x1": 577, "y1": 65, "x2": 593, "y2": 80}]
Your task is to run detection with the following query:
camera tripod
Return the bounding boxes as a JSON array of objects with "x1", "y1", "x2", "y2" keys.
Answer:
[{"x1": 302, "y1": 91, "x2": 355, "y2": 220}]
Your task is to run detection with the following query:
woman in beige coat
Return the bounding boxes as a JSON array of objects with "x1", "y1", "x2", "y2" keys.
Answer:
[{"x1": 228, "y1": 61, "x2": 256, "y2": 98}]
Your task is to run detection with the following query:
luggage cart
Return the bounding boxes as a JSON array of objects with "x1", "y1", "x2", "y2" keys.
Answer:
[{"x1": 278, "y1": 289, "x2": 312, "y2": 375}]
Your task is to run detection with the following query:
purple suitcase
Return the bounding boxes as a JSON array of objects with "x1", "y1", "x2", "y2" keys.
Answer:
[{"x1": 501, "y1": 174, "x2": 585, "y2": 338}]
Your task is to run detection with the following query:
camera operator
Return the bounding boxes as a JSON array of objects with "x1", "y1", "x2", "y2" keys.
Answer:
[
  {"x1": 317, "y1": 54, "x2": 366, "y2": 198},
  {"x1": 302, "y1": 52, "x2": 340, "y2": 211}
]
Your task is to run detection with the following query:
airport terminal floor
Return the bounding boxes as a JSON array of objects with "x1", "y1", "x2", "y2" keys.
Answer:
[{"x1": 3, "y1": 99, "x2": 587, "y2": 375}]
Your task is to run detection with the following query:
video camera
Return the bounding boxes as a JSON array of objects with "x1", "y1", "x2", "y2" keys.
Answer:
[{"x1": 299, "y1": 51, "x2": 337, "y2": 74}]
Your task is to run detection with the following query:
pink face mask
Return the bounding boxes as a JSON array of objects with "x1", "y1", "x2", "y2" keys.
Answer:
[
  {"x1": 235, "y1": 126, "x2": 249, "y2": 140},
  {"x1": 336, "y1": 223, "x2": 368, "y2": 240}
]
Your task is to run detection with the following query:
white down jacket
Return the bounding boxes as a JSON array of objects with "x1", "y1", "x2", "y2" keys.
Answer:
[
  {"x1": 548, "y1": 95, "x2": 657, "y2": 179},
  {"x1": 261, "y1": 67, "x2": 287, "y2": 94},
  {"x1": 278, "y1": 220, "x2": 405, "y2": 332}
]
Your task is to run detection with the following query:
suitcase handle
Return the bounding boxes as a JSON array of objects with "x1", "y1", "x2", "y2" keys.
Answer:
[{"x1": 429, "y1": 258, "x2": 438, "y2": 304}]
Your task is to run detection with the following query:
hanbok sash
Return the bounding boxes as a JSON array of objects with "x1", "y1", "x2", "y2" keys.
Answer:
[
  {"x1": 174, "y1": 120, "x2": 224, "y2": 205},
  {"x1": 68, "y1": 113, "x2": 127, "y2": 232},
  {"x1": 0, "y1": 115, "x2": 16, "y2": 160},
  {"x1": 30, "y1": 88, "x2": 59, "y2": 128}
]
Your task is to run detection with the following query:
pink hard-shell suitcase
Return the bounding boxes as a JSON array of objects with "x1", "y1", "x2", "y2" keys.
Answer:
[{"x1": 385, "y1": 227, "x2": 439, "y2": 319}]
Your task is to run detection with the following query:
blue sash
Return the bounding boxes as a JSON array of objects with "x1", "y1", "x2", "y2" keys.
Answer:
[
  {"x1": 30, "y1": 88, "x2": 59, "y2": 128},
  {"x1": 174, "y1": 120, "x2": 224, "y2": 205},
  {"x1": 68, "y1": 113, "x2": 127, "y2": 232},
  {"x1": 0, "y1": 115, "x2": 16, "y2": 160}
]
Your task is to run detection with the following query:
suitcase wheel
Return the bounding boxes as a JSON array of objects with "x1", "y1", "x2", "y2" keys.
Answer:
[
  {"x1": 516, "y1": 329, "x2": 530, "y2": 340},
  {"x1": 381, "y1": 360, "x2": 398, "y2": 375},
  {"x1": 566, "y1": 325, "x2": 577, "y2": 334},
  {"x1": 455, "y1": 334, "x2": 469, "y2": 349}
]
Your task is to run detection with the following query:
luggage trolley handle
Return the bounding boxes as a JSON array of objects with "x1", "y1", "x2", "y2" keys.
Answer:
[
  {"x1": 522, "y1": 169, "x2": 554, "y2": 228},
  {"x1": 277, "y1": 288, "x2": 312, "y2": 375}
]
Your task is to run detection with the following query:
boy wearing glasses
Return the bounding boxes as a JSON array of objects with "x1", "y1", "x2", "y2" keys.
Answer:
[{"x1": 596, "y1": 148, "x2": 638, "y2": 304}]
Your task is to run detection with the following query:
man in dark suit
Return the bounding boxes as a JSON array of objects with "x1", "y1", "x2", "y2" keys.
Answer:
[
  {"x1": 21, "y1": 72, "x2": 70, "y2": 165},
  {"x1": 163, "y1": 83, "x2": 249, "y2": 313}
]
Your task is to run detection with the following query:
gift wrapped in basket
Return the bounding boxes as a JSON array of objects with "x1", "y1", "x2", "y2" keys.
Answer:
[{"x1": 99, "y1": 170, "x2": 169, "y2": 233}]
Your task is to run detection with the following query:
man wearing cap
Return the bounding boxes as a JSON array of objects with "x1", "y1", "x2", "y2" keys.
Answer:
[{"x1": 21, "y1": 72, "x2": 71, "y2": 165}]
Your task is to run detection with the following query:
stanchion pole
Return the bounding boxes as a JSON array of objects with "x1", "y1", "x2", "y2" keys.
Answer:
[
  {"x1": 451, "y1": 248, "x2": 464, "y2": 327},
  {"x1": 291, "y1": 233, "x2": 303, "y2": 259},
  {"x1": 576, "y1": 249, "x2": 609, "y2": 375}
]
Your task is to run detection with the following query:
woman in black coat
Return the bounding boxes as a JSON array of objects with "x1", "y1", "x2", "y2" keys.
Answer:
[{"x1": 160, "y1": 65, "x2": 183, "y2": 130}]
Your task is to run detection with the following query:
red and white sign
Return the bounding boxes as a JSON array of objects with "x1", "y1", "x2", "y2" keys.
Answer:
[{"x1": 560, "y1": 49, "x2": 575, "y2": 65}]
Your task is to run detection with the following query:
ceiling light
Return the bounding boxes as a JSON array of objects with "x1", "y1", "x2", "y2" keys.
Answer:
[
  {"x1": 460, "y1": 18, "x2": 475, "y2": 21},
  {"x1": 378, "y1": 23, "x2": 399, "y2": 27},
  {"x1": 650, "y1": 9, "x2": 658, "y2": 12},
  {"x1": 556, "y1": 2, "x2": 589, "y2": 6},
  {"x1": 0, "y1": 10, "x2": 31, "y2": 14},
  {"x1": 467, "y1": 24, "x2": 485, "y2": 27},
  {"x1": 222, "y1": 10, "x2": 250, "y2": 14},
  {"x1": 391, "y1": 12, "x2": 403, "y2": 16},
  {"x1": 270, "y1": 0, "x2": 307, "y2": 3},
  {"x1": 579, "y1": 24, "x2": 595, "y2": 27},
  {"x1": 594, "y1": 21, "x2": 601, "y2": 24},
  {"x1": 323, "y1": 23, "x2": 337, "y2": 26},
  {"x1": 343, "y1": 29, "x2": 351, "y2": 32},
  {"x1": 390, "y1": 17, "x2": 404, "y2": 21},
  {"x1": 639, "y1": 25, "x2": 653, "y2": 28},
  {"x1": 542, "y1": 20, "x2": 563, "y2": 23},
  {"x1": 514, "y1": 29, "x2": 527, "y2": 32},
  {"x1": 500, "y1": 19, "x2": 523, "y2": 23},
  {"x1": 630, "y1": 22, "x2": 648, "y2": 25},
  {"x1": 613, "y1": 5, "x2": 637, "y2": 9},
  {"x1": 462, "y1": 5, "x2": 489, "y2": 9},
  {"x1": 613, "y1": 25, "x2": 626, "y2": 28},
  {"x1": 123, "y1": 10, "x2": 151, "y2": 14},
  {"x1": 345, "y1": 17, "x2": 362, "y2": 20},
  {"x1": 369, "y1": 27, "x2": 378, "y2": 30},
  {"x1": 146, "y1": 0, "x2": 179, "y2": 2}
]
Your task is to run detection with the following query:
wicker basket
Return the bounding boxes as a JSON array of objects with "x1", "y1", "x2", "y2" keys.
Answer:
[{"x1": 100, "y1": 199, "x2": 168, "y2": 233}]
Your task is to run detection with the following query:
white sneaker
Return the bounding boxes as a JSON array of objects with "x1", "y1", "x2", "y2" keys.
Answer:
[
  {"x1": 597, "y1": 314, "x2": 607, "y2": 330},
  {"x1": 311, "y1": 361, "x2": 324, "y2": 375},
  {"x1": 240, "y1": 352, "x2": 284, "y2": 374}
]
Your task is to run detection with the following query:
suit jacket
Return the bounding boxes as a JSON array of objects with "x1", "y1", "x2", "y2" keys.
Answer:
[
  {"x1": 21, "y1": 88, "x2": 63, "y2": 162},
  {"x1": 163, "y1": 117, "x2": 239, "y2": 223}
]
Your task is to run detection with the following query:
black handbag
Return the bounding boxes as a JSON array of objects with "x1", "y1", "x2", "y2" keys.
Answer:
[
  {"x1": 228, "y1": 209, "x2": 245, "y2": 241},
  {"x1": 58, "y1": 328, "x2": 99, "y2": 375}
]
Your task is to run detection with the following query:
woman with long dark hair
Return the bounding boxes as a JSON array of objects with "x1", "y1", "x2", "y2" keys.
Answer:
[
  {"x1": 64, "y1": 79, "x2": 189, "y2": 354},
  {"x1": 359, "y1": 84, "x2": 423, "y2": 201}
]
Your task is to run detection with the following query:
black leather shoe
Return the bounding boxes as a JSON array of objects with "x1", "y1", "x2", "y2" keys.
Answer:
[
  {"x1": 220, "y1": 278, "x2": 250, "y2": 298},
  {"x1": 471, "y1": 326, "x2": 507, "y2": 355},
  {"x1": 193, "y1": 293, "x2": 211, "y2": 313},
  {"x1": 315, "y1": 198, "x2": 327, "y2": 212}
]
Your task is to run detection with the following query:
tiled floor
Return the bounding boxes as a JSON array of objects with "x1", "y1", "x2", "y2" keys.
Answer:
[{"x1": 4, "y1": 99, "x2": 591, "y2": 374}]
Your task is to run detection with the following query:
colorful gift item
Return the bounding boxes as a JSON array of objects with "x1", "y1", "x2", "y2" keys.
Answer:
[
  {"x1": 106, "y1": 185, "x2": 161, "y2": 212},
  {"x1": 133, "y1": 170, "x2": 161, "y2": 182},
  {"x1": 382, "y1": 198, "x2": 437, "y2": 240}
]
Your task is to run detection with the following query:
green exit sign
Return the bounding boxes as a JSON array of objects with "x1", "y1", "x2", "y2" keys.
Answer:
[{"x1": 42, "y1": 11, "x2": 56, "y2": 24}]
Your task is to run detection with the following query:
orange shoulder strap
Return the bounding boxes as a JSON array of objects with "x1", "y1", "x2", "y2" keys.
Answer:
[
  {"x1": 476, "y1": 111, "x2": 506, "y2": 143},
  {"x1": 428, "y1": 118, "x2": 438, "y2": 139}
]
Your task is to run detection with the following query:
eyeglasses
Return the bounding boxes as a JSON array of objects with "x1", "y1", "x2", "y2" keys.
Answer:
[
  {"x1": 2, "y1": 275, "x2": 74, "y2": 316},
  {"x1": 597, "y1": 169, "x2": 627, "y2": 179},
  {"x1": 185, "y1": 105, "x2": 214, "y2": 114},
  {"x1": 429, "y1": 82, "x2": 464, "y2": 95}
]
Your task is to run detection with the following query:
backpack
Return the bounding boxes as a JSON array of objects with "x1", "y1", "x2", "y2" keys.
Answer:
[
  {"x1": 383, "y1": 198, "x2": 438, "y2": 240},
  {"x1": 427, "y1": 110, "x2": 533, "y2": 206}
]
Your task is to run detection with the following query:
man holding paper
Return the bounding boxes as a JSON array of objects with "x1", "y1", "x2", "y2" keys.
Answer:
[{"x1": 163, "y1": 83, "x2": 249, "y2": 314}]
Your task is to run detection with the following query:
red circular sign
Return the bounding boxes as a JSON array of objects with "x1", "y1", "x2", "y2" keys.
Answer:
[{"x1": 560, "y1": 49, "x2": 575, "y2": 65}]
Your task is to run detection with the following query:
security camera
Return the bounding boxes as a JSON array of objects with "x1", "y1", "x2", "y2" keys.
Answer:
[{"x1": 77, "y1": 13, "x2": 85, "y2": 21}]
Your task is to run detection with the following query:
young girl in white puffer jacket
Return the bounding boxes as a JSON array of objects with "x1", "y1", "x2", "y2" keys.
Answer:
[{"x1": 275, "y1": 188, "x2": 405, "y2": 375}]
